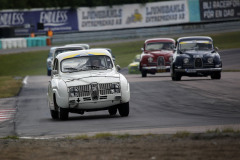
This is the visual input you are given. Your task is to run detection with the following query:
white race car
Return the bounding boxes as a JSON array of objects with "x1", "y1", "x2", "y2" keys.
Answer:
[{"x1": 47, "y1": 49, "x2": 130, "y2": 120}]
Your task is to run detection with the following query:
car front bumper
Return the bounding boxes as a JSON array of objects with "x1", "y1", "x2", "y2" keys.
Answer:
[
  {"x1": 142, "y1": 66, "x2": 170, "y2": 72},
  {"x1": 175, "y1": 68, "x2": 222, "y2": 73}
]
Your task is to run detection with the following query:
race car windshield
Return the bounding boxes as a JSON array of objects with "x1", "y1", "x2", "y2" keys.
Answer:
[
  {"x1": 179, "y1": 41, "x2": 213, "y2": 51},
  {"x1": 146, "y1": 42, "x2": 174, "y2": 51},
  {"x1": 61, "y1": 55, "x2": 113, "y2": 73}
]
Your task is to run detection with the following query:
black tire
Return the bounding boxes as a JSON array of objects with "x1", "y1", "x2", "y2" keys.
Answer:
[
  {"x1": 50, "y1": 110, "x2": 58, "y2": 119},
  {"x1": 108, "y1": 107, "x2": 117, "y2": 116},
  {"x1": 58, "y1": 107, "x2": 69, "y2": 120},
  {"x1": 118, "y1": 102, "x2": 129, "y2": 117},
  {"x1": 141, "y1": 70, "x2": 147, "y2": 77},
  {"x1": 211, "y1": 72, "x2": 221, "y2": 80},
  {"x1": 171, "y1": 71, "x2": 181, "y2": 81}
]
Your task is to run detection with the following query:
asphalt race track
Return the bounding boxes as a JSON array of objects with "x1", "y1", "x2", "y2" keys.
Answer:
[{"x1": 0, "y1": 48, "x2": 240, "y2": 138}]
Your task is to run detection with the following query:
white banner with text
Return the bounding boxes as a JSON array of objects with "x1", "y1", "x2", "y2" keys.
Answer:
[{"x1": 77, "y1": 0, "x2": 189, "y2": 31}]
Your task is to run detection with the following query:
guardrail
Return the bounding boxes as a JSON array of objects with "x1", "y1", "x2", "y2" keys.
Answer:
[
  {"x1": 0, "y1": 37, "x2": 50, "y2": 49},
  {"x1": 53, "y1": 21, "x2": 240, "y2": 44}
]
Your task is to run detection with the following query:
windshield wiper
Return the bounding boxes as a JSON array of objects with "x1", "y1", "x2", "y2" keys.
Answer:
[{"x1": 64, "y1": 67, "x2": 78, "y2": 73}]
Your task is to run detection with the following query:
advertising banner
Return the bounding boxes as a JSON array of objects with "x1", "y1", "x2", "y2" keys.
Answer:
[
  {"x1": 77, "y1": 0, "x2": 189, "y2": 31},
  {"x1": 0, "y1": 8, "x2": 78, "y2": 33},
  {"x1": 200, "y1": 0, "x2": 240, "y2": 21}
]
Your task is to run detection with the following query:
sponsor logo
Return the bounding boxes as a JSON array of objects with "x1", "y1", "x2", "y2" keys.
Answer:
[
  {"x1": 0, "y1": 12, "x2": 24, "y2": 27},
  {"x1": 126, "y1": 9, "x2": 143, "y2": 24},
  {"x1": 39, "y1": 11, "x2": 68, "y2": 26}
]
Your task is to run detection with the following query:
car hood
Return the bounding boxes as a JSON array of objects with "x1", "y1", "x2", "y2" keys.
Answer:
[
  {"x1": 128, "y1": 62, "x2": 139, "y2": 67},
  {"x1": 182, "y1": 50, "x2": 215, "y2": 58},
  {"x1": 146, "y1": 50, "x2": 173, "y2": 57},
  {"x1": 61, "y1": 69, "x2": 120, "y2": 86}
]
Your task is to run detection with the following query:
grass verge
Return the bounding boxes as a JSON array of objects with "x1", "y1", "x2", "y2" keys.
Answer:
[{"x1": 0, "y1": 76, "x2": 23, "y2": 98}]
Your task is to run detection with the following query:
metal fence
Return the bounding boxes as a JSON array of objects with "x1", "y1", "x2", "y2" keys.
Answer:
[{"x1": 53, "y1": 21, "x2": 240, "y2": 44}]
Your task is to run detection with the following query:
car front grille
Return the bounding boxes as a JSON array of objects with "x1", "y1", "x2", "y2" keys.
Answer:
[
  {"x1": 79, "y1": 85, "x2": 91, "y2": 97},
  {"x1": 157, "y1": 56, "x2": 165, "y2": 66},
  {"x1": 70, "y1": 83, "x2": 119, "y2": 100},
  {"x1": 194, "y1": 58, "x2": 203, "y2": 68}
]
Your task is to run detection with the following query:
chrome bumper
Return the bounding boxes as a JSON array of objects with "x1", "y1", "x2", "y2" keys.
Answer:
[
  {"x1": 175, "y1": 68, "x2": 222, "y2": 73},
  {"x1": 142, "y1": 66, "x2": 170, "y2": 70}
]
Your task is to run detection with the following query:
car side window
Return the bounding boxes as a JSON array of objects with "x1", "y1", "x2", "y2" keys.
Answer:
[{"x1": 53, "y1": 59, "x2": 59, "y2": 72}]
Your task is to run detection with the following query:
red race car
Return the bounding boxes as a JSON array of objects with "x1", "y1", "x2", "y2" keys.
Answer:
[{"x1": 139, "y1": 38, "x2": 175, "y2": 77}]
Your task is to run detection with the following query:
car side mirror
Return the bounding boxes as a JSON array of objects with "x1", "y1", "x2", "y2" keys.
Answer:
[
  {"x1": 215, "y1": 47, "x2": 219, "y2": 51},
  {"x1": 116, "y1": 65, "x2": 121, "y2": 71},
  {"x1": 141, "y1": 48, "x2": 144, "y2": 51}
]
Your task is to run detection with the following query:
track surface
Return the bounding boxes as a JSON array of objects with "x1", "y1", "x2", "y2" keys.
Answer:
[
  {"x1": 0, "y1": 48, "x2": 239, "y2": 138},
  {"x1": 13, "y1": 49, "x2": 240, "y2": 137}
]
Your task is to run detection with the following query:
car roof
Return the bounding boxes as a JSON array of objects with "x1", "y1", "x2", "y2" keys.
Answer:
[
  {"x1": 145, "y1": 38, "x2": 175, "y2": 43},
  {"x1": 64, "y1": 44, "x2": 90, "y2": 49},
  {"x1": 55, "y1": 46, "x2": 85, "y2": 51},
  {"x1": 91, "y1": 48, "x2": 112, "y2": 53},
  {"x1": 177, "y1": 36, "x2": 213, "y2": 42},
  {"x1": 56, "y1": 49, "x2": 112, "y2": 61}
]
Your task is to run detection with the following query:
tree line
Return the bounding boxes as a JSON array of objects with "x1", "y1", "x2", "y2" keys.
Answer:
[{"x1": 0, "y1": 0, "x2": 168, "y2": 10}]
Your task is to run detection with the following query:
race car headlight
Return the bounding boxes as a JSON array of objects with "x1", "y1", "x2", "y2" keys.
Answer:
[
  {"x1": 111, "y1": 83, "x2": 120, "y2": 94},
  {"x1": 207, "y1": 57, "x2": 213, "y2": 64},
  {"x1": 183, "y1": 58, "x2": 189, "y2": 64},
  {"x1": 68, "y1": 87, "x2": 79, "y2": 97},
  {"x1": 169, "y1": 56, "x2": 173, "y2": 62},
  {"x1": 148, "y1": 57, "x2": 153, "y2": 63}
]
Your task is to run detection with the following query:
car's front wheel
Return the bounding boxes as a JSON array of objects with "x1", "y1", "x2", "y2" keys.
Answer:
[
  {"x1": 211, "y1": 72, "x2": 221, "y2": 80},
  {"x1": 50, "y1": 110, "x2": 58, "y2": 119},
  {"x1": 58, "y1": 107, "x2": 69, "y2": 120},
  {"x1": 108, "y1": 107, "x2": 117, "y2": 116},
  {"x1": 141, "y1": 70, "x2": 147, "y2": 77},
  {"x1": 118, "y1": 102, "x2": 129, "y2": 117},
  {"x1": 171, "y1": 67, "x2": 181, "y2": 81}
]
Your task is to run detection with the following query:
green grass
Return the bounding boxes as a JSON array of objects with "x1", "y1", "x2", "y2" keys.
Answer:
[
  {"x1": 92, "y1": 40, "x2": 143, "y2": 68},
  {"x1": 206, "y1": 128, "x2": 240, "y2": 134},
  {"x1": 0, "y1": 50, "x2": 48, "y2": 76},
  {"x1": 0, "y1": 135, "x2": 19, "y2": 140},
  {"x1": 0, "y1": 76, "x2": 23, "y2": 98},
  {"x1": 210, "y1": 31, "x2": 240, "y2": 50}
]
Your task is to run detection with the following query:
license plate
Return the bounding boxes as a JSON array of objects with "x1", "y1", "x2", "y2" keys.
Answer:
[
  {"x1": 185, "y1": 69, "x2": 196, "y2": 73},
  {"x1": 157, "y1": 66, "x2": 166, "y2": 70}
]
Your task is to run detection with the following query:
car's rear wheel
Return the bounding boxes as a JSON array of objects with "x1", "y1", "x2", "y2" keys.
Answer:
[
  {"x1": 108, "y1": 107, "x2": 117, "y2": 116},
  {"x1": 211, "y1": 72, "x2": 221, "y2": 80},
  {"x1": 118, "y1": 102, "x2": 129, "y2": 117},
  {"x1": 50, "y1": 110, "x2": 58, "y2": 119},
  {"x1": 58, "y1": 107, "x2": 69, "y2": 120}
]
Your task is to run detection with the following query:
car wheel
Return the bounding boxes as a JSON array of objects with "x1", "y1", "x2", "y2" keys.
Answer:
[
  {"x1": 118, "y1": 102, "x2": 129, "y2": 117},
  {"x1": 141, "y1": 70, "x2": 147, "y2": 77},
  {"x1": 50, "y1": 110, "x2": 58, "y2": 119},
  {"x1": 58, "y1": 107, "x2": 69, "y2": 120},
  {"x1": 171, "y1": 68, "x2": 181, "y2": 81},
  {"x1": 211, "y1": 72, "x2": 221, "y2": 80},
  {"x1": 108, "y1": 107, "x2": 117, "y2": 116}
]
